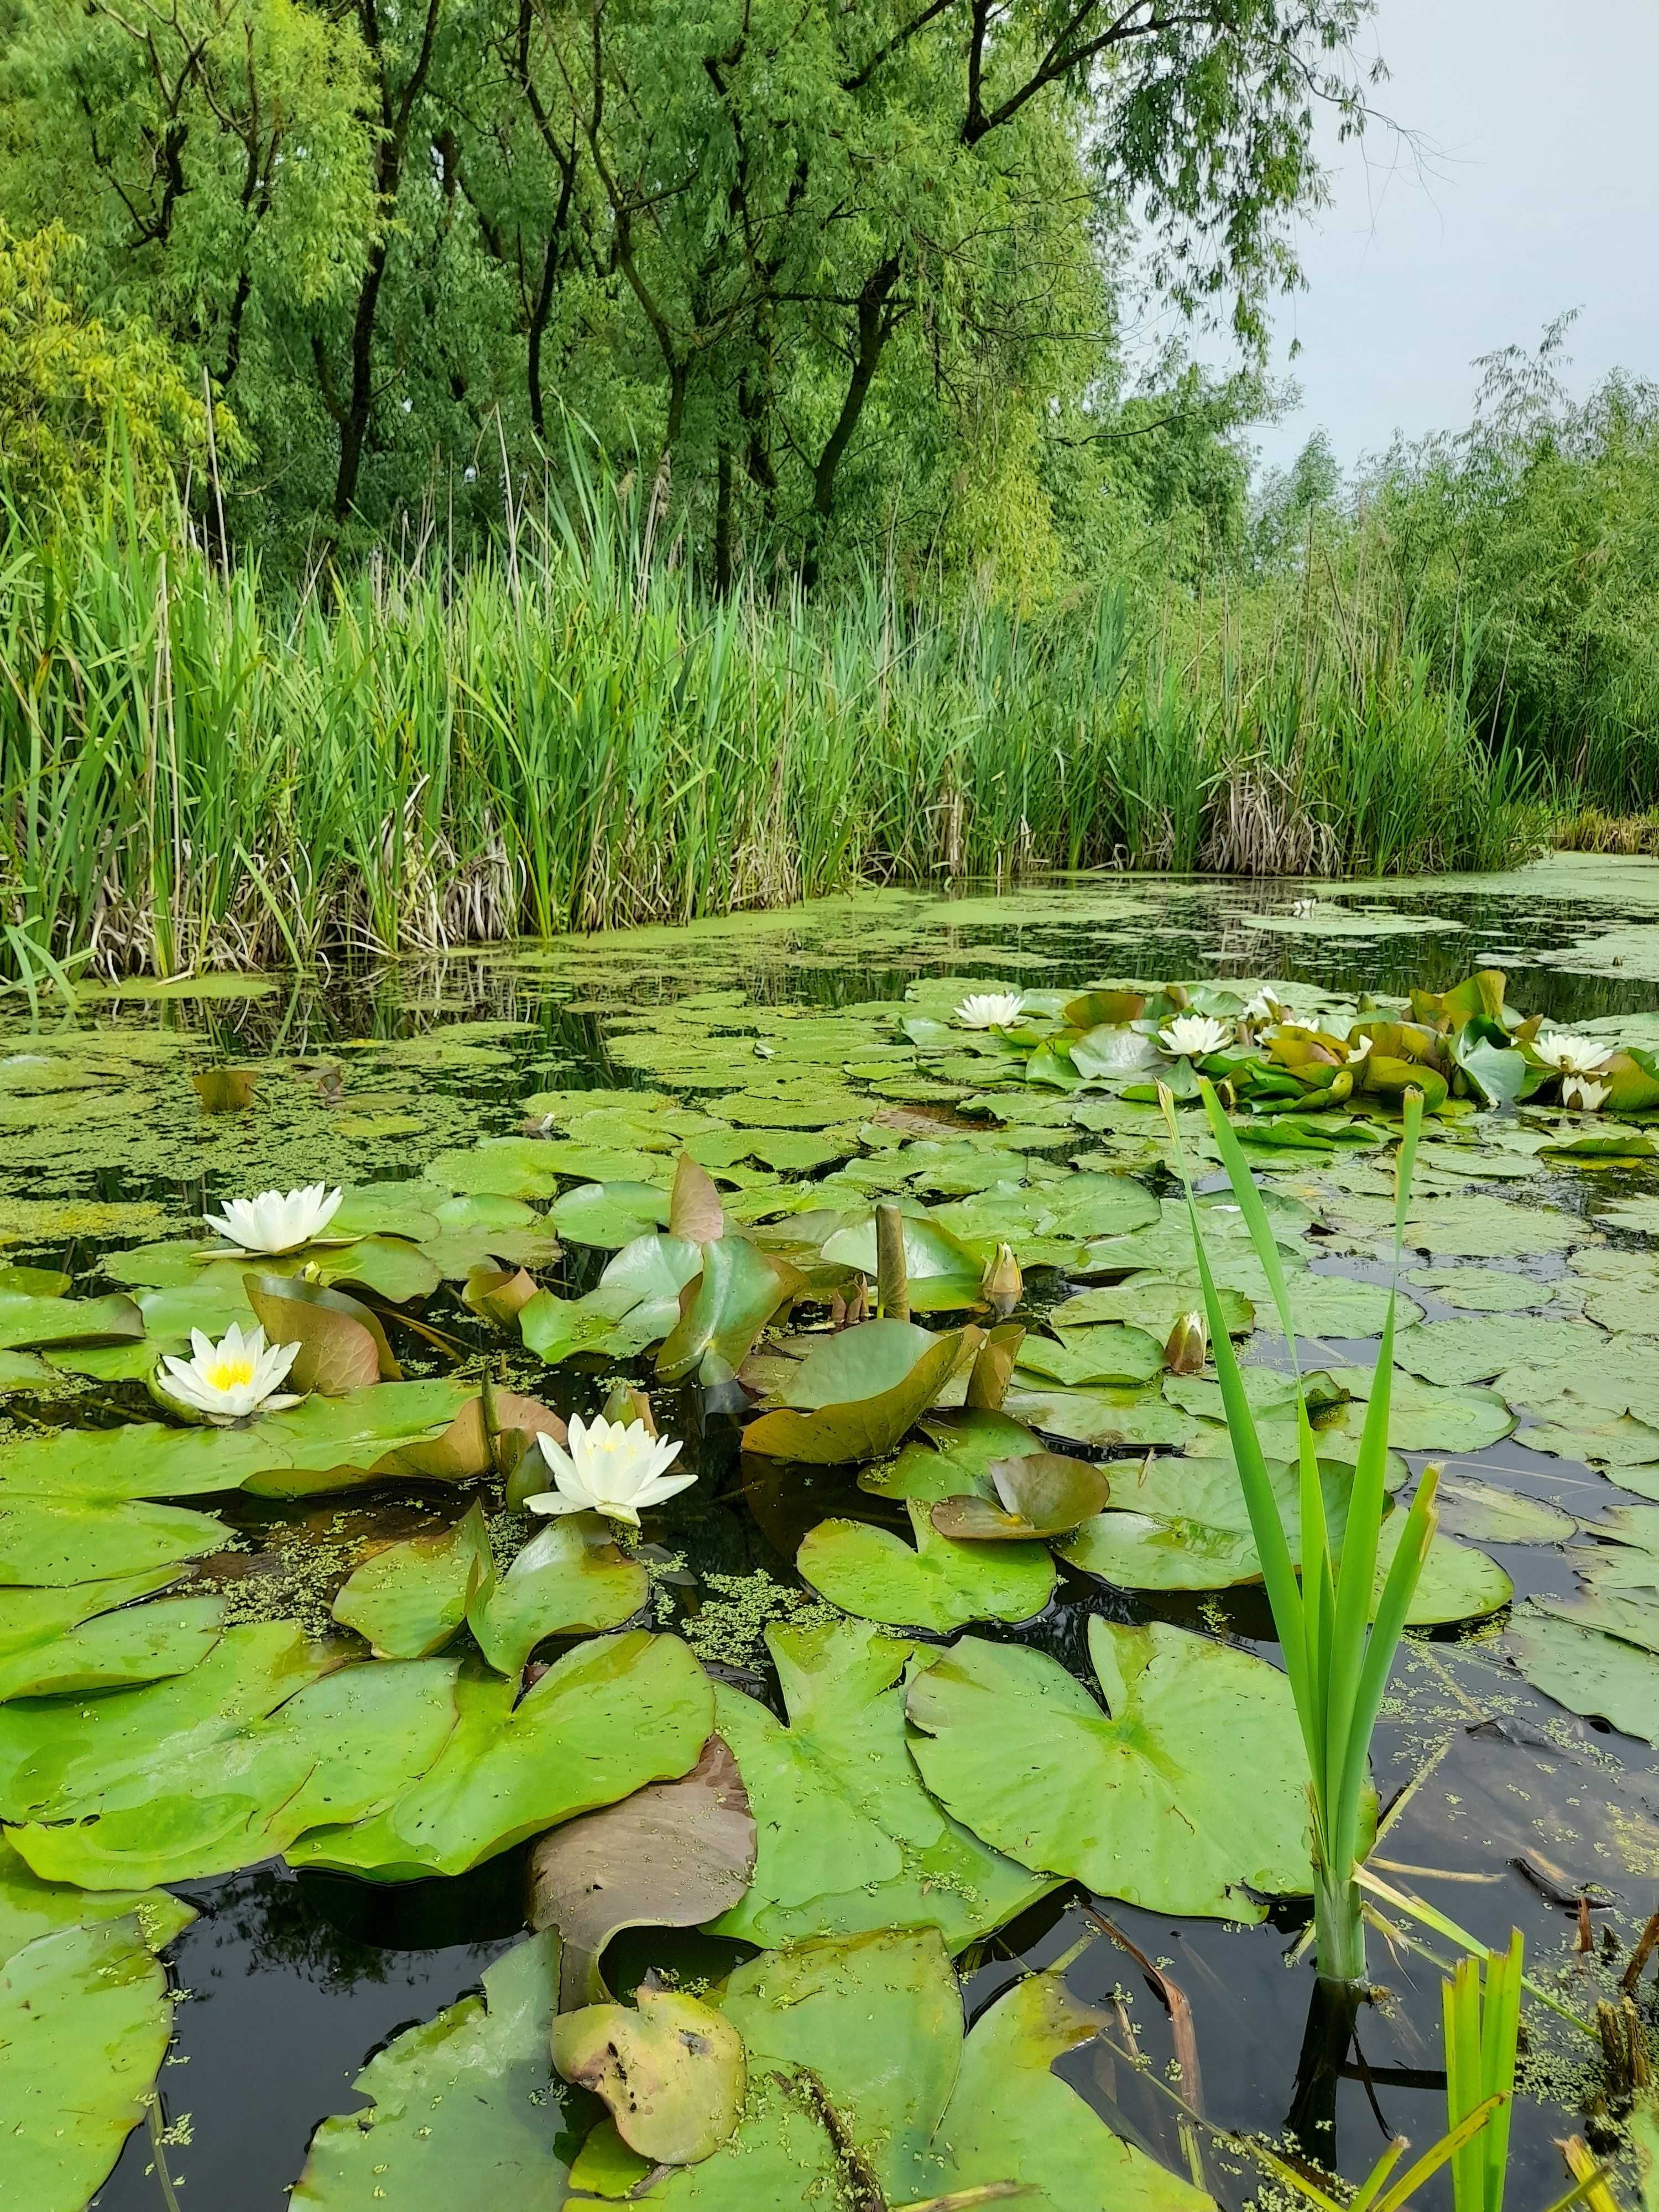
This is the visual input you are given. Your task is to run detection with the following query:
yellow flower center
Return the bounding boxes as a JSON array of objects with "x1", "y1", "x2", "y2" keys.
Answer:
[{"x1": 204, "y1": 1358, "x2": 257, "y2": 1391}]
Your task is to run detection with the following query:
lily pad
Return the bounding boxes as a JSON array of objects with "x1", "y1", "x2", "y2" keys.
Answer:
[
  {"x1": 658, "y1": 1236, "x2": 803, "y2": 1383},
  {"x1": 288, "y1": 1634, "x2": 713, "y2": 1880},
  {"x1": 0, "y1": 1914, "x2": 176, "y2": 2211},
  {"x1": 859, "y1": 1407, "x2": 1055, "y2": 1503},
  {"x1": 0, "y1": 1493, "x2": 229, "y2": 1585},
  {"x1": 529, "y1": 1735, "x2": 755, "y2": 2007},
  {"x1": 552, "y1": 1180, "x2": 674, "y2": 1248},
  {"x1": 0, "y1": 1594, "x2": 226, "y2": 1702},
  {"x1": 1051, "y1": 1274, "x2": 1254, "y2": 1339},
  {"x1": 1062, "y1": 1455, "x2": 1382, "y2": 1593},
  {"x1": 1507, "y1": 1604, "x2": 1659, "y2": 1744},
  {"x1": 582, "y1": 1927, "x2": 1212, "y2": 2212},
  {"x1": 1002, "y1": 1381, "x2": 1202, "y2": 1451},
  {"x1": 797, "y1": 1499, "x2": 1055, "y2": 1631},
  {"x1": 468, "y1": 1514, "x2": 649, "y2": 1676},
  {"x1": 7, "y1": 1650, "x2": 465, "y2": 1889},
  {"x1": 1436, "y1": 1474, "x2": 1577, "y2": 1546},
  {"x1": 708, "y1": 1618, "x2": 1052, "y2": 1949},
  {"x1": 1401, "y1": 1194, "x2": 1583, "y2": 1260},
  {"x1": 555, "y1": 1986, "x2": 745, "y2": 2166},
  {"x1": 290, "y1": 1931, "x2": 575, "y2": 2212},
  {"x1": 0, "y1": 1290, "x2": 144, "y2": 1351},
  {"x1": 1014, "y1": 1324, "x2": 1166, "y2": 1387},
  {"x1": 906, "y1": 1618, "x2": 1311, "y2": 1918},
  {"x1": 332, "y1": 1503, "x2": 492, "y2": 1657},
  {"x1": 1406, "y1": 1267, "x2": 1554, "y2": 1313},
  {"x1": 0, "y1": 1379, "x2": 481, "y2": 1501},
  {"x1": 1318, "y1": 1365, "x2": 1517, "y2": 1455},
  {"x1": 1394, "y1": 1316, "x2": 1605, "y2": 1387},
  {"x1": 817, "y1": 1212, "x2": 988, "y2": 1311},
  {"x1": 932, "y1": 1449, "x2": 1109, "y2": 1540},
  {"x1": 743, "y1": 1324, "x2": 975, "y2": 1464}
]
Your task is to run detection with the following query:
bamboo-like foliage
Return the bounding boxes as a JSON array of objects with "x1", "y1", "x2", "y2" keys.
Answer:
[{"x1": 1164, "y1": 1079, "x2": 1439, "y2": 1986}]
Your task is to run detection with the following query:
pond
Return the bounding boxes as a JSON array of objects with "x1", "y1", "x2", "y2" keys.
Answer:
[{"x1": 6, "y1": 853, "x2": 1659, "y2": 2212}]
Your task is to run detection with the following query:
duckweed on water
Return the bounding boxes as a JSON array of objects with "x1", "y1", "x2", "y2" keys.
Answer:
[{"x1": 8, "y1": 867, "x2": 1659, "y2": 2212}]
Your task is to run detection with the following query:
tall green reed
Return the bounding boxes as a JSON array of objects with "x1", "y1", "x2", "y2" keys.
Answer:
[
  {"x1": 1165, "y1": 1079, "x2": 1438, "y2": 1989},
  {"x1": 0, "y1": 481, "x2": 1548, "y2": 988}
]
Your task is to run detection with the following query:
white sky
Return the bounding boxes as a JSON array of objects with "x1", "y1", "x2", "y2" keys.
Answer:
[{"x1": 1249, "y1": 0, "x2": 1659, "y2": 476}]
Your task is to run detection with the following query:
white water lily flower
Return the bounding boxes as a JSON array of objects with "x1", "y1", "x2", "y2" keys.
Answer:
[
  {"x1": 1243, "y1": 991, "x2": 1284, "y2": 1025},
  {"x1": 156, "y1": 1323, "x2": 302, "y2": 1424},
  {"x1": 525, "y1": 1414, "x2": 693, "y2": 1528},
  {"x1": 1562, "y1": 1073, "x2": 1610, "y2": 1112},
  {"x1": 954, "y1": 992, "x2": 1025, "y2": 1030},
  {"x1": 204, "y1": 1182, "x2": 343, "y2": 1254},
  {"x1": 1160, "y1": 1014, "x2": 1232, "y2": 1060},
  {"x1": 1535, "y1": 1032, "x2": 1610, "y2": 1078},
  {"x1": 1345, "y1": 1034, "x2": 1373, "y2": 1066}
]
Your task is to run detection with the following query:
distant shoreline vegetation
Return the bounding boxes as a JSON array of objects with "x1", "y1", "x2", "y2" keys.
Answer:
[{"x1": 0, "y1": 479, "x2": 1559, "y2": 993}]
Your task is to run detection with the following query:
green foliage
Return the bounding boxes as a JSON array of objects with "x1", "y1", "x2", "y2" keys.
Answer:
[{"x1": 0, "y1": 221, "x2": 220, "y2": 508}]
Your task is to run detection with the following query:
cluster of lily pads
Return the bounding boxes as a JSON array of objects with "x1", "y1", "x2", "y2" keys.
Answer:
[
  {"x1": 948, "y1": 972, "x2": 1659, "y2": 1120},
  {"x1": 6, "y1": 962, "x2": 1659, "y2": 2206}
]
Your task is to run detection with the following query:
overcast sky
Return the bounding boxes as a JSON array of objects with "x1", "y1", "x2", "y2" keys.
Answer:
[{"x1": 1246, "y1": 0, "x2": 1659, "y2": 476}]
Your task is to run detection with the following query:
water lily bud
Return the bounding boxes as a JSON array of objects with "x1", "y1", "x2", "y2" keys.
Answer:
[
  {"x1": 1165, "y1": 1310, "x2": 1207, "y2": 1375},
  {"x1": 601, "y1": 1383, "x2": 658, "y2": 1436},
  {"x1": 979, "y1": 1242, "x2": 1023, "y2": 1318}
]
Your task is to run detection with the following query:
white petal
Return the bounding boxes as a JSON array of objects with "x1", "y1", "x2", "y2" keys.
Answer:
[{"x1": 525, "y1": 1489, "x2": 587, "y2": 1517}]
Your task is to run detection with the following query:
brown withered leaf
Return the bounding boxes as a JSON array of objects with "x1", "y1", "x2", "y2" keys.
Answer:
[{"x1": 244, "y1": 1273, "x2": 395, "y2": 1395}]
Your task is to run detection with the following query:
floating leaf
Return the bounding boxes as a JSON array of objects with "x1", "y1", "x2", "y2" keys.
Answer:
[
  {"x1": 669, "y1": 1152, "x2": 727, "y2": 1243},
  {"x1": 906, "y1": 1618, "x2": 1311, "y2": 1918},
  {"x1": 529, "y1": 1735, "x2": 754, "y2": 2007},
  {"x1": 0, "y1": 1493, "x2": 228, "y2": 1585},
  {"x1": 0, "y1": 1290, "x2": 143, "y2": 1351},
  {"x1": 1052, "y1": 1274, "x2": 1255, "y2": 1339},
  {"x1": 290, "y1": 1932, "x2": 574, "y2": 2212},
  {"x1": 708, "y1": 1619, "x2": 1051, "y2": 1950},
  {"x1": 797, "y1": 1498, "x2": 1054, "y2": 1631},
  {"x1": 1062, "y1": 1454, "x2": 1387, "y2": 1593},
  {"x1": 1406, "y1": 1267, "x2": 1552, "y2": 1313},
  {"x1": 1436, "y1": 1474, "x2": 1576, "y2": 1546},
  {"x1": 0, "y1": 1916, "x2": 175, "y2": 2211},
  {"x1": 742, "y1": 1323, "x2": 975, "y2": 1464},
  {"x1": 818, "y1": 1211, "x2": 988, "y2": 1312},
  {"x1": 1317, "y1": 1365, "x2": 1516, "y2": 1455},
  {"x1": 332, "y1": 1503, "x2": 491, "y2": 1657},
  {"x1": 1002, "y1": 1381, "x2": 1202, "y2": 1451},
  {"x1": 1401, "y1": 1194, "x2": 1582, "y2": 1259},
  {"x1": 0, "y1": 1594, "x2": 225, "y2": 1701},
  {"x1": 1394, "y1": 1315, "x2": 1604, "y2": 1387},
  {"x1": 0, "y1": 1380, "x2": 481, "y2": 1501},
  {"x1": 244, "y1": 1272, "x2": 394, "y2": 1394},
  {"x1": 289, "y1": 1634, "x2": 713, "y2": 1880},
  {"x1": 592, "y1": 1926, "x2": 1218, "y2": 2212},
  {"x1": 860, "y1": 1406, "x2": 1053, "y2": 1503},
  {"x1": 552, "y1": 1180, "x2": 675, "y2": 1248},
  {"x1": 7, "y1": 1650, "x2": 463, "y2": 1889},
  {"x1": 932, "y1": 1451, "x2": 1109, "y2": 1540},
  {"x1": 1507, "y1": 1604, "x2": 1659, "y2": 1744},
  {"x1": 555, "y1": 1986, "x2": 745, "y2": 2166},
  {"x1": 658, "y1": 1237, "x2": 803, "y2": 1384},
  {"x1": 468, "y1": 1514, "x2": 648, "y2": 1676}
]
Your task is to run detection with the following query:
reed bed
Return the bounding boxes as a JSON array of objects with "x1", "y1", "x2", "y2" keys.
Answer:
[{"x1": 0, "y1": 498, "x2": 1548, "y2": 984}]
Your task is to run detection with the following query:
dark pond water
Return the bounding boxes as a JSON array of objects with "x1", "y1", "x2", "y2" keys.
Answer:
[{"x1": 7, "y1": 862, "x2": 1654, "y2": 2212}]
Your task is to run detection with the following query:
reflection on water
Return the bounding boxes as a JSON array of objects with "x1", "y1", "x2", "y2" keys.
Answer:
[{"x1": 20, "y1": 864, "x2": 1659, "y2": 2208}]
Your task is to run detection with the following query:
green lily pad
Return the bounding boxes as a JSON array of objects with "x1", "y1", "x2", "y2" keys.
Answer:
[
  {"x1": 552, "y1": 1180, "x2": 674, "y2": 1248},
  {"x1": 713, "y1": 1085, "x2": 870, "y2": 1128},
  {"x1": 7, "y1": 1652, "x2": 465, "y2": 1889},
  {"x1": 817, "y1": 1212, "x2": 988, "y2": 1311},
  {"x1": 585, "y1": 1927, "x2": 1211, "y2": 2212},
  {"x1": 1401, "y1": 1195, "x2": 1583, "y2": 1259},
  {"x1": 1014, "y1": 1324, "x2": 1166, "y2": 1387},
  {"x1": 0, "y1": 1831, "x2": 194, "y2": 1962},
  {"x1": 931, "y1": 1450, "x2": 1110, "y2": 1539},
  {"x1": 932, "y1": 1172, "x2": 1162, "y2": 1259},
  {"x1": 1051, "y1": 1274, "x2": 1255, "y2": 1339},
  {"x1": 328, "y1": 1182, "x2": 445, "y2": 1241},
  {"x1": 0, "y1": 1348, "x2": 51, "y2": 1391},
  {"x1": 291, "y1": 1931, "x2": 575, "y2": 2212},
  {"x1": 1436, "y1": 1474, "x2": 1577, "y2": 1546},
  {"x1": 0, "y1": 1594, "x2": 226, "y2": 1701},
  {"x1": 468, "y1": 1515, "x2": 648, "y2": 1676},
  {"x1": 859, "y1": 1408, "x2": 1054, "y2": 1503},
  {"x1": 0, "y1": 1493, "x2": 229, "y2": 1585},
  {"x1": 0, "y1": 1567, "x2": 187, "y2": 1663},
  {"x1": 1001, "y1": 1382, "x2": 1202, "y2": 1451},
  {"x1": 288, "y1": 1633, "x2": 713, "y2": 1880},
  {"x1": 1406, "y1": 1267, "x2": 1554, "y2": 1313},
  {"x1": 0, "y1": 1914, "x2": 176, "y2": 2211},
  {"x1": 332, "y1": 1503, "x2": 492, "y2": 1657},
  {"x1": 1318, "y1": 1365, "x2": 1517, "y2": 1455},
  {"x1": 743, "y1": 1324, "x2": 975, "y2": 1464},
  {"x1": 906, "y1": 1618, "x2": 1311, "y2": 1918},
  {"x1": 1519, "y1": 1403, "x2": 1659, "y2": 1477},
  {"x1": 1062, "y1": 1454, "x2": 1381, "y2": 1592},
  {"x1": 107, "y1": 1237, "x2": 439, "y2": 1305},
  {"x1": 658, "y1": 1236, "x2": 802, "y2": 1383},
  {"x1": 1569, "y1": 1250, "x2": 1659, "y2": 1338},
  {"x1": 797, "y1": 1499, "x2": 1055, "y2": 1631},
  {"x1": 1394, "y1": 1316, "x2": 1605, "y2": 1387},
  {"x1": 0, "y1": 1290, "x2": 143, "y2": 1351},
  {"x1": 424, "y1": 1137, "x2": 570, "y2": 1199},
  {"x1": 1507, "y1": 1604, "x2": 1659, "y2": 1744},
  {"x1": 709, "y1": 1619, "x2": 1052, "y2": 1949},
  {"x1": 0, "y1": 1379, "x2": 479, "y2": 1501}
]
